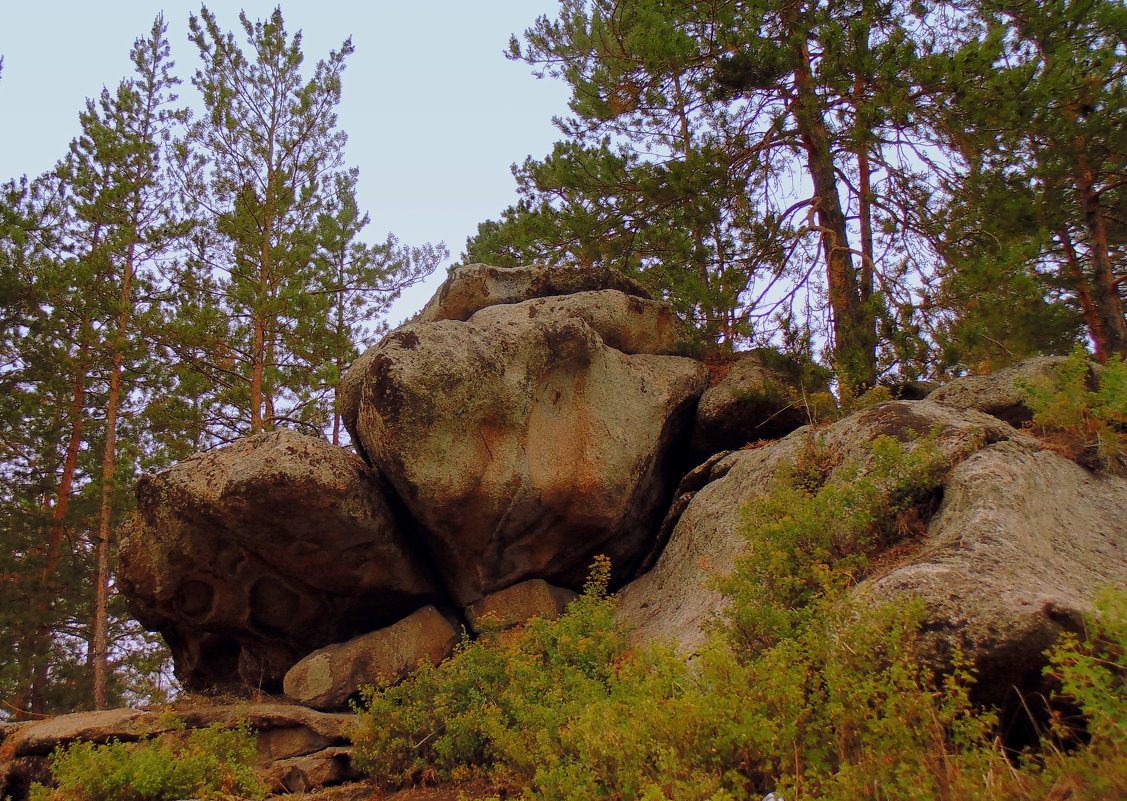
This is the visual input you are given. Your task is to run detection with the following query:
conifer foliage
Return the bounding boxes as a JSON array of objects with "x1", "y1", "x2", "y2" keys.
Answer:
[{"x1": 0, "y1": 7, "x2": 439, "y2": 717}]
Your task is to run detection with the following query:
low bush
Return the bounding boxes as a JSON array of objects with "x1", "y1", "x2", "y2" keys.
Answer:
[{"x1": 30, "y1": 717, "x2": 266, "y2": 801}]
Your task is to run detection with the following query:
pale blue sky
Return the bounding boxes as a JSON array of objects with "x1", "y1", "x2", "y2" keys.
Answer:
[{"x1": 0, "y1": 2, "x2": 572, "y2": 321}]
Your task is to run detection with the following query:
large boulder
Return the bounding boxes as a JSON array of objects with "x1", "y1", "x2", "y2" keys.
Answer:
[
  {"x1": 344, "y1": 289, "x2": 708, "y2": 605},
  {"x1": 282, "y1": 605, "x2": 459, "y2": 711},
  {"x1": 118, "y1": 430, "x2": 442, "y2": 693},
  {"x1": 616, "y1": 398, "x2": 1127, "y2": 709},
  {"x1": 861, "y1": 441, "x2": 1127, "y2": 704}
]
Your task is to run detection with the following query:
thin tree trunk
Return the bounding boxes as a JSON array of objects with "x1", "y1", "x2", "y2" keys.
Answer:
[
  {"x1": 92, "y1": 240, "x2": 134, "y2": 709},
  {"x1": 1057, "y1": 227, "x2": 1108, "y2": 360},
  {"x1": 853, "y1": 74, "x2": 875, "y2": 308},
  {"x1": 789, "y1": 31, "x2": 874, "y2": 395},
  {"x1": 15, "y1": 336, "x2": 90, "y2": 719},
  {"x1": 672, "y1": 74, "x2": 716, "y2": 334},
  {"x1": 333, "y1": 256, "x2": 346, "y2": 446}
]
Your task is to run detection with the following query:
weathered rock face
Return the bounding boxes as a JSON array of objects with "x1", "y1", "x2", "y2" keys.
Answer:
[
  {"x1": 117, "y1": 430, "x2": 441, "y2": 693},
  {"x1": 928, "y1": 355, "x2": 1082, "y2": 426},
  {"x1": 344, "y1": 292, "x2": 708, "y2": 605},
  {"x1": 616, "y1": 397, "x2": 1127, "y2": 709},
  {"x1": 861, "y1": 441, "x2": 1127, "y2": 704},
  {"x1": 282, "y1": 605, "x2": 459, "y2": 711},
  {"x1": 691, "y1": 349, "x2": 832, "y2": 455},
  {"x1": 415, "y1": 262, "x2": 651, "y2": 324},
  {"x1": 615, "y1": 401, "x2": 1030, "y2": 653}
]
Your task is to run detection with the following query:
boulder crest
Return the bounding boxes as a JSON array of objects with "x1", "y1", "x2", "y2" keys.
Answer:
[
  {"x1": 117, "y1": 429, "x2": 442, "y2": 693},
  {"x1": 414, "y1": 262, "x2": 652, "y2": 324}
]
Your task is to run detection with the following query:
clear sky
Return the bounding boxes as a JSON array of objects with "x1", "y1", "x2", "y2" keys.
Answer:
[{"x1": 0, "y1": 2, "x2": 572, "y2": 323}]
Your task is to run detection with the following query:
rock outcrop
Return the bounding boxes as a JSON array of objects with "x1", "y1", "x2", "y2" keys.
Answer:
[
  {"x1": 615, "y1": 398, "x2": 1127, "y2": 709},
  {"x1": 111, "y1": 260, "x2": 1126, "y2": 731},
  {"x1": 0, "y1": 703, "x2": 356, "y2": 799},
  {"x1": 117, "y1": 430, "x2": 441, "y2": 693},
  {"x1": 344, "y1": 288, "x2": 707, "y2": 605}
]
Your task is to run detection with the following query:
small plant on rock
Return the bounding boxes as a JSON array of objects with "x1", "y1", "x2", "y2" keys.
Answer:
[
  {"x1": 1021, "y1": 348, "x2": 1127, "y2": 472},
  {"x1": 30, "y1": 718, "x2": 266, "y2": 801}
]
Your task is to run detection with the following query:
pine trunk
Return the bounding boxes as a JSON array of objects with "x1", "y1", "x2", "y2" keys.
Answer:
[
  {"x1": 92, "y1": 245, "x2": 133, "y2": 709},
  {"x1": 1057, "y1": 228, "x2": 1109, "y2": 360},
  {"x1": 789, "y1": 32, "x2": 875, "y2": 395},
  {"x1": 16, "y1": 341, "x2": 91, "y2": 719},
  {"x1": 1073, "y1": 151, "x2": 1127, "y2": 358}
]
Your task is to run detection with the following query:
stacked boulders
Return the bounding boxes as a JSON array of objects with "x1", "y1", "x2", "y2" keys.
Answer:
[
  {"x1": 118, "y1": 264, "x2": 732, "y2": 703},
  {"x1": 114, "y1": 263, "x2": 1127, "y2": 732}
]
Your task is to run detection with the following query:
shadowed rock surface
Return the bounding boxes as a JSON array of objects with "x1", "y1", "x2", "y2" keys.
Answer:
[
  {"x1": 464, "y1": 579, "x2": 578, "y2": 634},
  {"x1": 118, "y1": 430, "x2": 442, "y2": 693},
  {"x1": 691, "y1": 349, "x2": 832, "y2": 455}
]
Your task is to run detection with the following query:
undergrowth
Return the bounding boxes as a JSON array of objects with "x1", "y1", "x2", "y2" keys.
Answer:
[
  {"x1": 29, "y1": 717, "x2": 266, "y2": 801},
  {"x1": 1021, "y1": 348, "x2": 1127, "y2": 472},
  {"x1": 352, "y1": 434, "x2": 1127, "y2": 800}
]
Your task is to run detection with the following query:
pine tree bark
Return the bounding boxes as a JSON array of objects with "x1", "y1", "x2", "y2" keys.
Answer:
[
  {"x1": 1057, "y1": 228, "x2": 1108, "y2": 359},
  {"x1": 92, "y1": 242, "x2": 134, "y2": 709}
]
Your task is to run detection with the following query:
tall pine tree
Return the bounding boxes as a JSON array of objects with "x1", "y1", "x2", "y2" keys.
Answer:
[
  {"x1": 56, "y1": 14, "x2": 183, "y2": 708},
  {"x1": 178, "y1": 6, "x2": 354, "y2": 435}
]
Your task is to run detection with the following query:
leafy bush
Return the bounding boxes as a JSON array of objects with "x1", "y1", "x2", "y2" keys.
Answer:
[
  {"x1": 719, "y1": 432, "x2": 946, "y2": 650},
  {"x1": 352, "y1": 557, "x2": 625, "y2": 787},
  {"x1": 1022, "y1": 348, "x2": 1127, "y2": 472},
  {"x1": 30, "y1": 718, "x2": 266, "y2": 801}
]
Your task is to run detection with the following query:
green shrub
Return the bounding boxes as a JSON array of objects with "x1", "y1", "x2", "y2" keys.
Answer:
[
  {"x1": 30, "y1": 718, "x2": 266, "y2": 801},
  {"x1": 352, "y1": 556, "x2": 625, "y2": 787},
  {"x1": 1022, "y1": 348, "x2": 1127, "y2": 472},
  {"x1": 719, "y1": 432, "x2": 947, "y2": 651},
  {"x1": 351, "y1": 435, "x2": 1127, "y2": 801}
]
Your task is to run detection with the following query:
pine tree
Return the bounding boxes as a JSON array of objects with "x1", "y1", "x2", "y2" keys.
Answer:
[
  {"x1": 0, "y1": 172, "x2": 100, "y2": 717},
  {"x1": 469, "y1": 0, "x2": 938, "y2": 394},
  {"x1": 56, "y1": 14, "x2": 183, "y2": 709},
  {"x1": 178, "y1": 6, "x2": 354, "y2": 435},
  {"x1": 923, "y1": 0, "x2": 1126, "y2": 364}
]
